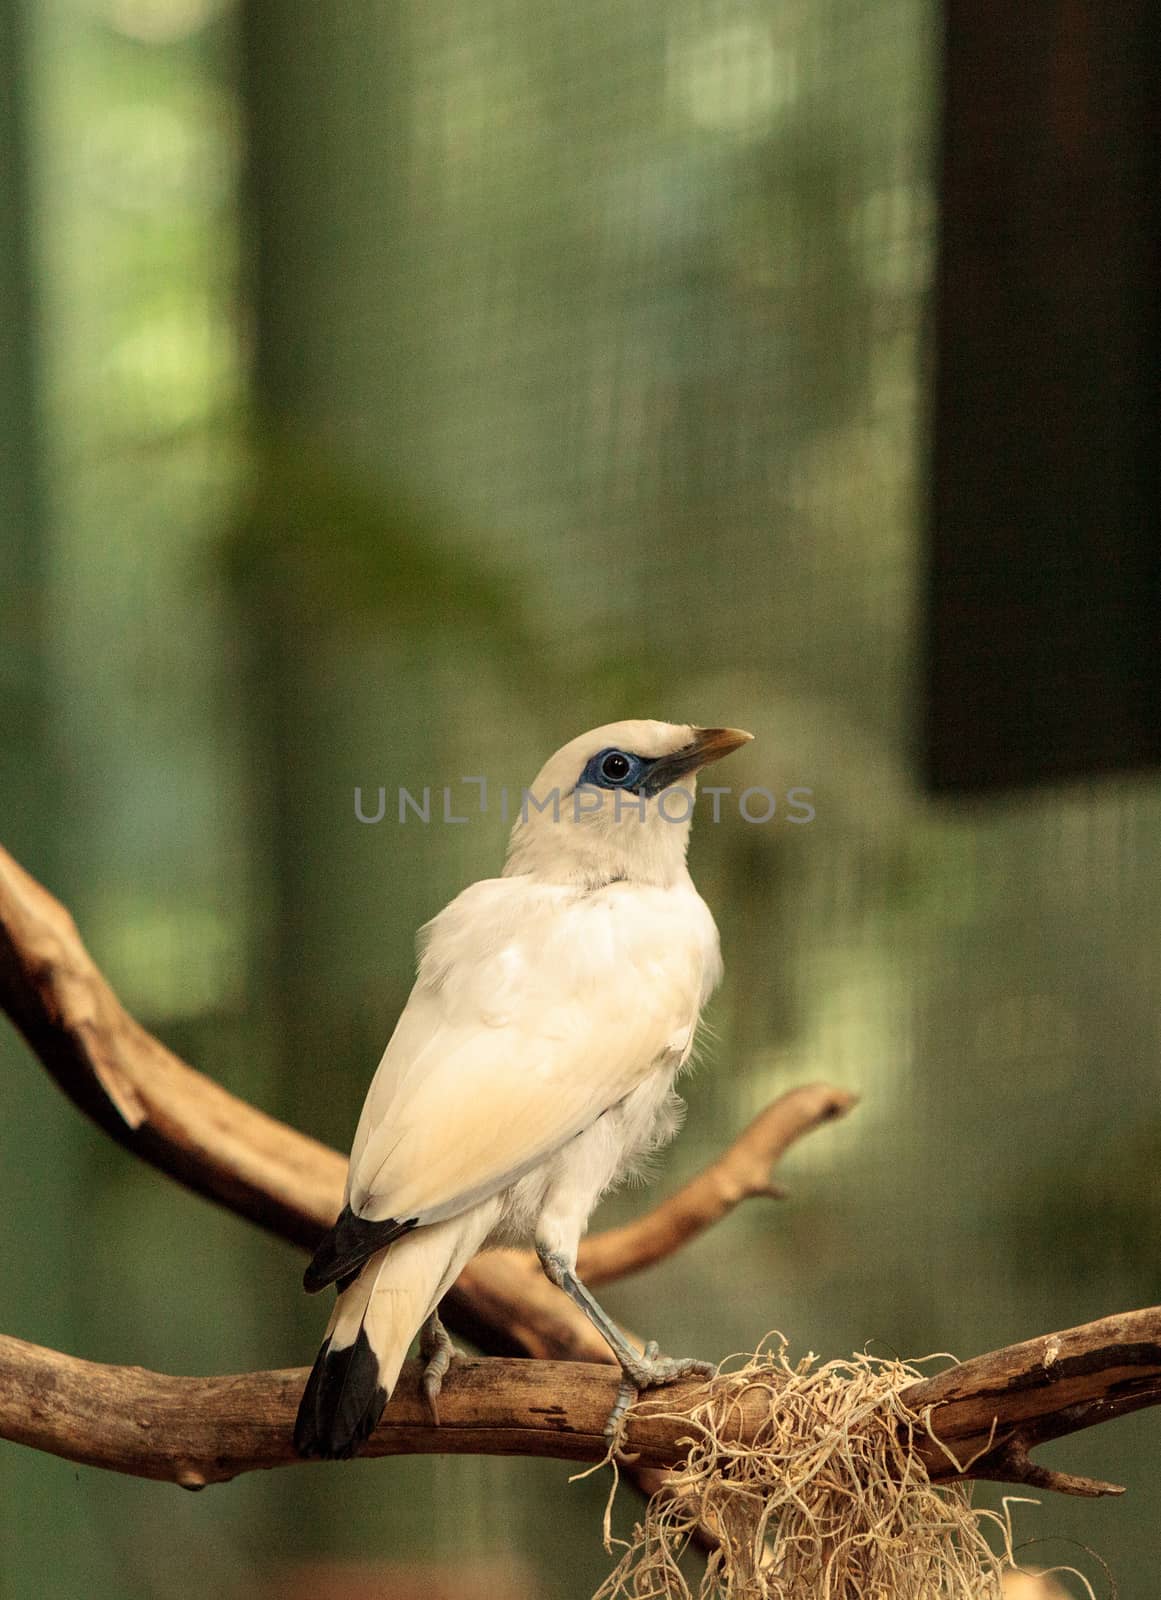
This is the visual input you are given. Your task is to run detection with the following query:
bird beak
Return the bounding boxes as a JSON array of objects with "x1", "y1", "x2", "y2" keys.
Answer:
[
  {"x1": 687, "y1": 726, "x2": 754, "y2": 769},
  {"x1": 647, "y1": 726, "x2": 753, "y2": 789}
]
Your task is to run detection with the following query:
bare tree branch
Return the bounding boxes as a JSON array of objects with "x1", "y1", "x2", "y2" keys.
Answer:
[
  {"x1": 0, "y1": 841, "x2": 848, "y2": 1366},
  {"x1": 3, "y1": 840, "x2": 1157, "y2": 1505},
  {"x1": 0, "y1": 843, "x2": 342, "y2": 1250},
  {"x1": 901, "y1": 1309, "x2": 1161, "y2": 1498},
  {"x1": 2, "y1": 1308, "x2": 1159, "y2": 1493},
  {"x1": 577, "y1": 1083, "x2": 856, "y2": 1286}
]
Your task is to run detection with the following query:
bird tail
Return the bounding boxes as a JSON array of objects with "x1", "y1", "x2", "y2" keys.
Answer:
[{"x1": 293, "y1": 1207, "x2": 497, "y2": 1460}]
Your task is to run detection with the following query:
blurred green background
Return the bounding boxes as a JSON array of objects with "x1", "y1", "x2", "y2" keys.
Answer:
[{"x1": 2, "y1": 1, "x2": 1158, "y2": 1596}]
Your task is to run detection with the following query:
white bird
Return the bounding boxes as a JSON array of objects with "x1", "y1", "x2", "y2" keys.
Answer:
[{"x1": 294, "y1": 719, "x2": 752, "y2": 1459}]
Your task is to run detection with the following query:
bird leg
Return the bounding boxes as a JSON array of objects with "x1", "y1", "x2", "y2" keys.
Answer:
[
  {"x1": 536, "y1": 1246, "x2": 714, "y2": 1442},
  {"x1": 418, "y1": 1307, "x2": 460, "y2": 1425}
]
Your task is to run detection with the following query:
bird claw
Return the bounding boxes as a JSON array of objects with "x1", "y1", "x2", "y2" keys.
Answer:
[
  {"x1": 419, "y1": 1312, "x2": 461, "y2": 1426},
  {"x1": 603, "y1": 1339, "x2": 715, "y2": 1446}
]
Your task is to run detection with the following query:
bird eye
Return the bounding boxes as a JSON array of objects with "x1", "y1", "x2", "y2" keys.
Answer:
[{"x1": 599, "y1": 751, "x2": 632, "y2": 783}]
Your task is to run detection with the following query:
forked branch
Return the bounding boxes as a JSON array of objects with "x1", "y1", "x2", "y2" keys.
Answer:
[
  {"x1": 0, "y1": 841, "x2": 1156, "y2": 1502},
  {"x1": 0, "y1": 840, "x2": 852, "y2": 1365},
  {"x1": 2, "y1": 1308, "x2": 1159, "y2": 1493}
]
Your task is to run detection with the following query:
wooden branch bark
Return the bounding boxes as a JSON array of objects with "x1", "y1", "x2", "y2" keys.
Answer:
[
  {"x1": 576, "y1": 1083, "x2": 856, "y2": 1286},
  {"x1": 2, "y1": 839, "x2": 1158, "y2": 1505},
  {"x1": 0, "y1": 841, "x2": 850, "y2": 1370},
  {"x1": 3, "y1": 1307, "x2": 1159, "y2": 1493},
  {"x1": 0, "y1": 843, "x2": 342, "y2": 1250}
]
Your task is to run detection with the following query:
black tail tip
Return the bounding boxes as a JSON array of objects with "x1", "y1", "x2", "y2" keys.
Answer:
[{"x1": 293, "y1": 1329, "x2": 389, "y2": 1461}]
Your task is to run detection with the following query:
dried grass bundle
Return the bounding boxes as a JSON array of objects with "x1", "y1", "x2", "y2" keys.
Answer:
[{"x1": 589, "y1": 1340, "x2": 1097, "y2": 1600}]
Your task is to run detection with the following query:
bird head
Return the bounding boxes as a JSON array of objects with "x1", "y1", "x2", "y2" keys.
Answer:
[{"x1": 503, "y1": 719, "x2": 753, "y2": 887}]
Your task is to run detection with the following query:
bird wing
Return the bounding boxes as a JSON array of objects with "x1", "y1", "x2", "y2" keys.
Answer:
[{"x1": 343, "y1": 876, "x2": 715, "y2": 1226}]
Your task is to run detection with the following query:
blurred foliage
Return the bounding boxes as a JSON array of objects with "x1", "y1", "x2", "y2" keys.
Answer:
[
  {"x1": 224, "y1": 435, "x2": 545, "y2": 656},
  {"x1": 999, "y1": 1120, "x2": 1161, "y2": 1285}
]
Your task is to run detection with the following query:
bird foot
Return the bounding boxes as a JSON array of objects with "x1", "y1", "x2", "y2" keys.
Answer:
[
  {"x1": 419, "y1": 1311, "x2": 461, "y2": 1425},
  {"x1": 605, "y1": 1340, "x2": 715, "y2": 1444}
]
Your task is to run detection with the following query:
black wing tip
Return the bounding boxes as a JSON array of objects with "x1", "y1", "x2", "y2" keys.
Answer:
[
  {"x1": 302, "y1": 1206, "x2": 418, "y2": 1294},
  {"x1": 293, "y1": 1327, "x2": 389, "y2": 1460},
  {"x1": 301, "y1": 1259, "x2": 334, "y2": 1295}
]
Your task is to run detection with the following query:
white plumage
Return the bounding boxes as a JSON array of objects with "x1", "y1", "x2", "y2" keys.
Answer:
[{"x1": 294, "y1": 718, "x2": 751, "y2": 1459}]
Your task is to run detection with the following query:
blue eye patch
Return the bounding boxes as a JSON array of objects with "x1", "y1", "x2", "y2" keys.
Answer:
[{"x1": 578, "y1": 747, "x2": 649, "y2": 792}]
